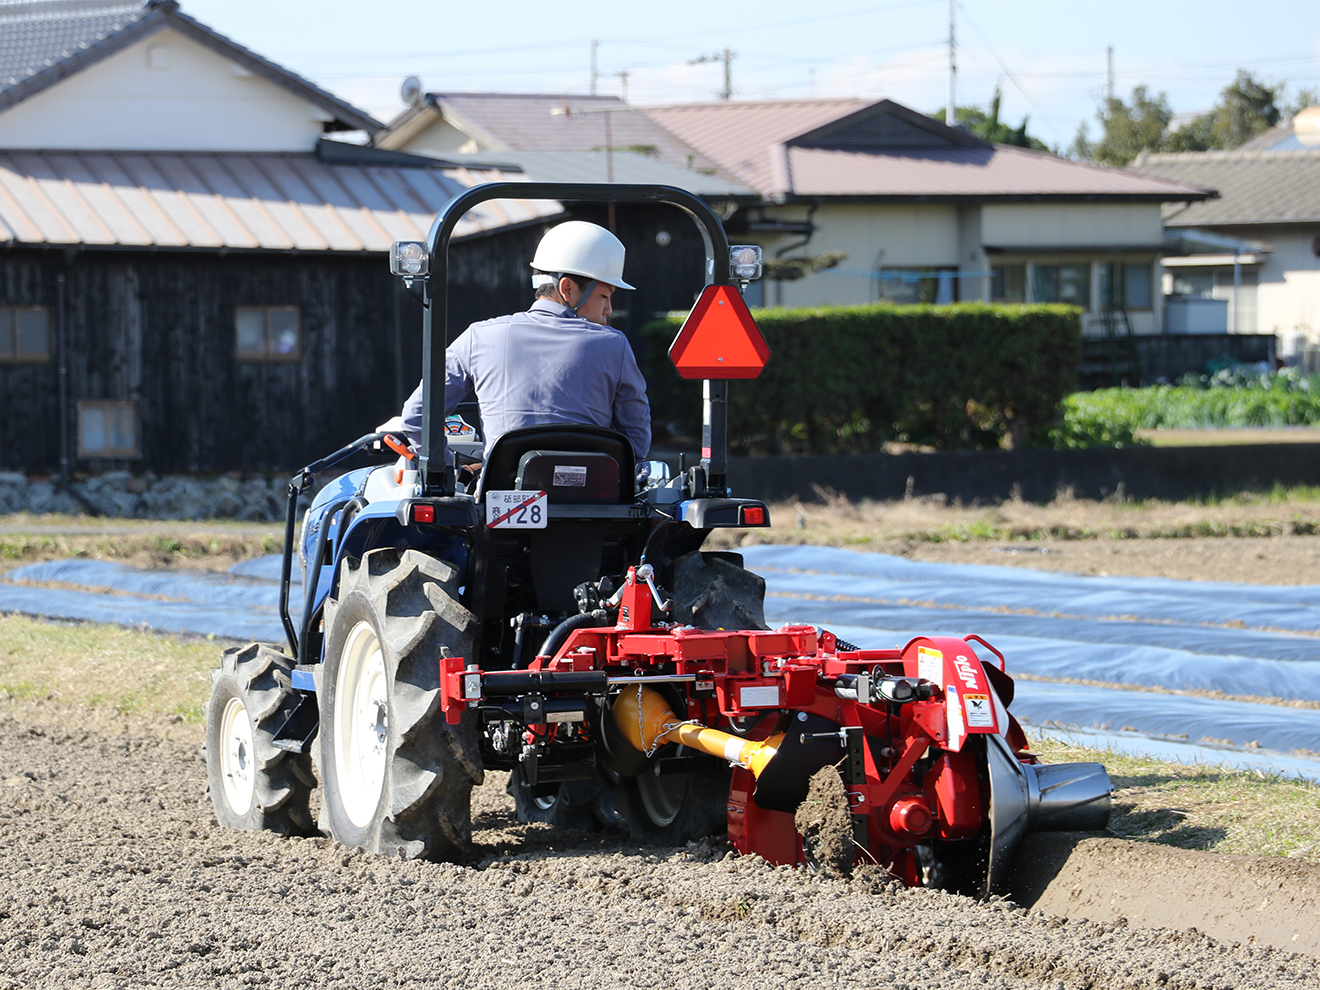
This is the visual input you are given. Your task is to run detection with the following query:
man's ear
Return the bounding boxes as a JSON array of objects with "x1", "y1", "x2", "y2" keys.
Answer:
[{"x1": 558, "y1": 276, "x2": 577, "y2": 305}]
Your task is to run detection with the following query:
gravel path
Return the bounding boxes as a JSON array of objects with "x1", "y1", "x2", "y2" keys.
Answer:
[{"x1": 3, "y1": 699, "x2": 1318, "y2": 990}]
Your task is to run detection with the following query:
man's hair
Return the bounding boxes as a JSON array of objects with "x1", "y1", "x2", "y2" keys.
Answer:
[{"x1": 534, "y1": 272, "x2": 587, "y2": 300}]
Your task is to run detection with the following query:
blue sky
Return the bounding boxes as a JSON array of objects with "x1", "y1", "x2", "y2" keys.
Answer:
[{"x1": 186, "y1": 0, "x2": 1320, "y2": 149}]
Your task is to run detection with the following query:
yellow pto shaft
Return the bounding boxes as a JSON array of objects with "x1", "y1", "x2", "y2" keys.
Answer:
[{"x1": 613, "y1": 685, "x2": 783, "y2": 777}]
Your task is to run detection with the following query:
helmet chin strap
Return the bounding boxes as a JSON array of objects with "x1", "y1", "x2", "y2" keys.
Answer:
[{"x1": 569, "y1": 278, "x2": 600, "y2": 317}]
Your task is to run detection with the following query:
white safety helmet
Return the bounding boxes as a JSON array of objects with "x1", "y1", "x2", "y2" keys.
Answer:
[{"x1": 529, "y1": 220, "x2": 635, "y2": 291}]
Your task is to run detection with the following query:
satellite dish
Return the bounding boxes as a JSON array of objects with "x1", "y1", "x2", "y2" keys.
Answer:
[{"x1": 400, "y1": 76, "x2": 423, "y2": 109}]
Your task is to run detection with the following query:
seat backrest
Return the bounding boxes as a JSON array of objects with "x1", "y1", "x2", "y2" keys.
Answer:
[{"x1": 477, "y1": 425, "x2": 635, "y2": 504}]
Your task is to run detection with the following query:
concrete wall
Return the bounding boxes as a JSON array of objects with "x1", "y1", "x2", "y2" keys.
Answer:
[{"x1": 0, "y1": 28, "x2": 329, "y2": 151}]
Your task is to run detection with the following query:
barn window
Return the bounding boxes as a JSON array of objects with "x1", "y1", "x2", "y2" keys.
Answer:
[
  {"x1": 0, "y1": 306, "x2": 50, "y2": 362},
  {"x1": 236, "y1": 306, "x2": 301, "y2": 361},
  {"x1": 78, "y1": 401, "x2": 140, "y2": 459}
]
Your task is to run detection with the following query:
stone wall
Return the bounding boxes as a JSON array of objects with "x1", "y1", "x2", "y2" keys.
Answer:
[{"x1": 0, "y1": 472, "x2": 289, "y2": 521}]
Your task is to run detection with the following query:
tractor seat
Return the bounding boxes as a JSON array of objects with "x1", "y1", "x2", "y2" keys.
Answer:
[{"x1": 476, "y1": 425, "x2": 635, "y2": 504}]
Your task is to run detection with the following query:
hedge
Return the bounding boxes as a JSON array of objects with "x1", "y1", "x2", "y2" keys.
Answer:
[{"x1": 638, "y1": 302, "x2": 1082, "y2": 454}]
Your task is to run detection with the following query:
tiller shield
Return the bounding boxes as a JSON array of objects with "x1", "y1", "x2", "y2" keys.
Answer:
[{"x1": 441, "y1": 567, "x2": 1111, "y2": 894}]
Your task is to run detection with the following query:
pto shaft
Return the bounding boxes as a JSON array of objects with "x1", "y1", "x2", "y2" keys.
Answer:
[{"x1": 612, "y1": 686, "x2": 783, "y2": 776}]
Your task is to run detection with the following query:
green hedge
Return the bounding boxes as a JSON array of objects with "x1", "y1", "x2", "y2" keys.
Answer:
[{"x1": 638, "y1": 302, "x2": 1082, "y2": 454}]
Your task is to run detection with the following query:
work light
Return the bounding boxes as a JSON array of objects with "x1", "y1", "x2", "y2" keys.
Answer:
[
  {"x1": 729, "y1": 245, "x2": 763, "y2": 281},
  {"x1": 390, "y1": 241, "x2": 430, "y2": 277}
]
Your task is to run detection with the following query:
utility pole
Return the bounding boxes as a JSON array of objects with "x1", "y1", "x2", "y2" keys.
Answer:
[
  {"x1": 689, "y1": 48, "x2": 736, "y2": 101},
  {"x1": 616, "y1": 69, "x2": 630, "y2": 104},
  {"x1": 946, "y1": 0, "x2": 956, "y2": 126},
  {"x1": 590, "y1": 39, "x2": 599, "y2": 96},
  {"x1": 1106, "y1": 45, "x2": 1114, "y2": 103}
]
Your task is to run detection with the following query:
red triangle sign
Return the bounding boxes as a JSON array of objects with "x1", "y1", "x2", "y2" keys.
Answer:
[{"x1": 668, "y1": 284, "x2": 770, "y2": 380}]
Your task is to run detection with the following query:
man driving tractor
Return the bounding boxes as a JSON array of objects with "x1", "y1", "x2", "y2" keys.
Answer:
[{"x1": 389, "y1": 220, "x2": 651, "y2": 466}]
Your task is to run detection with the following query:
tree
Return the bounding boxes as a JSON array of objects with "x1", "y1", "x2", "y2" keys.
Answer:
[
  {"x1": 1165, "y1": 70, "x2": 1283, "y2": 151},
  {"x1": 1069, "y1": 85, "x2": 1171, "y2": 166},
  {"x1": 932, "y1": 88, "x2": 1051, "y2": 151}
]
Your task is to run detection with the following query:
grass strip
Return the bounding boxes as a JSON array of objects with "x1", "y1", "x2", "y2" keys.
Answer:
[
  {"x1": 0, "y1": 612, "x2": 222, "y2": 724},
  {"x1": 1033, "y1": 735, "x2": 1320, "y2": 861}
]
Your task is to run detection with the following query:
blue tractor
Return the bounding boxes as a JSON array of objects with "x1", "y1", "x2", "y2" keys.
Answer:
[
  {"x1": 204, "y1": 183, "x2": 776, "y2": 859},
  {"x1": 202, "y1": 182, "x2": 1111, "y2": 889}
]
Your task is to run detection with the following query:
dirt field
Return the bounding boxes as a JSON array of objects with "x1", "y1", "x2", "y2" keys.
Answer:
[
  {"x1": 5, "y1": 506, "x2": 1320, "y2": 986},
  {"x1": 2, "y1": 698, "x2": 1319, "y2": 989}
]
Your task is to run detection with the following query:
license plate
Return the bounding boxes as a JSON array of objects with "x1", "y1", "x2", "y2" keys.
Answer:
[{"x1": 486, "y1": 490, "x2": 548, "y2": 529}]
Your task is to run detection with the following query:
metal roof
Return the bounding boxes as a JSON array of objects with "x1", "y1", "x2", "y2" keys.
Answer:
[
  {"x1": 0, "y1": 146, "x2": 558, "y2": 251},
  {"x1": 379, "y1": 92, "x2": 724, "y2": 175},
  {"x1": 646, "y1": 98, "x2": 1215, "y2": 203},
  {"x1": 0, "y1": 0, "x2": 382, "y2": 133},
  {"x1": 1135, "y1": 149, "x2": 1320, "y2": 226}
]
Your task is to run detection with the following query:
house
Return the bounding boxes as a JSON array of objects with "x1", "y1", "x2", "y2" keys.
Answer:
[
  {"x1": 641, "y1": 99, "x2": 1216, "y2": 340},
  {"x1": 374, "y1": 92, "x2": 760, "y2": 341},
  {"x1": 0, "y1": 0, "x2": 554, "y2": 475},
  {"x1": 1135, "y1": 132, "x2": 1320, "y2": 363}
]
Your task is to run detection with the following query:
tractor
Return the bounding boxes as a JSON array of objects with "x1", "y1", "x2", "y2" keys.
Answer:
[{"x1": 204, "y1": 183, "x2": 1112, "y2": 895}]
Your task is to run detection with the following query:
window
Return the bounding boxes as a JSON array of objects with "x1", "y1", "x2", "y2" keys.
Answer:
[
  {"x1": 1099, "y1": 262, "x2": 1154, "y2": 311},
  {"x1": 1033, "y1": 264, "x2": 1090, "y2": 307},
  {"x1": 877, "y1": 268, "x2": 958, "y2": 304},
  {"x1": 236, "y1": 306, "x2": 301, "y2": 361},
  {"x1": 0, "y1": 306, "x2": 50, "y2": 362},
  {"x1": 990, "y1": 265, "x2": 1026, "y2": 302},
  {"x1": 78, "y1": 401, "x2": 139, "y2": 458}
]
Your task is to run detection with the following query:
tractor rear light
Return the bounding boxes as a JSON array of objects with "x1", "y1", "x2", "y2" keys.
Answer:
[
  {"x1": 412, "y1": 504, "x2": 435, "y2": 524},
  {"x1": 740, "y1": 505, "x2": 766, "y2": 526},
  {"x1": 390, "y1": 240, "x2": 429, "y2": 277}
]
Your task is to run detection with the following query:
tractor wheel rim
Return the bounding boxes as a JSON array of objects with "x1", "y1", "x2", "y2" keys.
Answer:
[
  {"x1": 532, "y1": 793, "x2": 557, "y2": 812},
  {"x1": 219, "y1": 696, "x2": 255, "y2": 816},
  {"x1": 336, "y1": 621, "x2": 389, "y2": 829},
  {"x1": 637, "y1": 762, "x2": 687, "y2": 827}
]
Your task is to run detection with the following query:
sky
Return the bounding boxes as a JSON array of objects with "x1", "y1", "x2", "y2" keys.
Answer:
[{"x1": 184, "y1": 0, "x2": 1320, "y2": 150}]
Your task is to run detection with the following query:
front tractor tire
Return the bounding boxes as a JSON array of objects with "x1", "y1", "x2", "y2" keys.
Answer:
[
  {"x1": 205, "y1": 643, "x2": 314, "y2": 834},
  {"x1": 317, "y1": 549, "x2": 483, "y2": 860}
]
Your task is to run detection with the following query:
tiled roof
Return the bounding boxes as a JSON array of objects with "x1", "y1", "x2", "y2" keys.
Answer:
[
  {"x1": 0, "y1": 147, "x2": 557, "y2": 250},
  {"x1": 0, "y1": 0, "x2": 381, "y2": 132},
  {"x1": 646, "y1": 98, "x2": 1214, "y2": 203},
  {"x1": 0, "y1": 0, "x2": 142, "y2": 89},
  {"x1": 466, "y1": 150, "x2": 754, "y2": 198},
  {"x1": 383, "y1": 92, "x2": 724, "y2": 174},
  {"x1": 1134, "y1": 150, "x2": 1320, "y2": 225}
]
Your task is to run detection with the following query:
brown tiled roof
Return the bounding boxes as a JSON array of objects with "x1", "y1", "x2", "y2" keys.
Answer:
[
  {"x1": 645, "y1": 98, "x2": 1214, "y2": 202},
  {"x1": 1134, "y1": 150, "x2": 1320, "y2": 225},
  {"x1": 0, "y1": 147, "x2": 555, "y2": 250}
]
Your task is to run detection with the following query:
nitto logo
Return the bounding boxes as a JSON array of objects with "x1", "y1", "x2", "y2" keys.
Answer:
[{"x1": 953, "y1": 655, "x2": 980, "y2": 688}]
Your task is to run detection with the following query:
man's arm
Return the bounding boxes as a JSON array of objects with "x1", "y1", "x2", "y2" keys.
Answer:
[
  {"x1": 612, "y1": 339, "x2": 651, "y2": 460},
  {"x1": 396, "y1": 333, "x2": 475, "y2": 446}
]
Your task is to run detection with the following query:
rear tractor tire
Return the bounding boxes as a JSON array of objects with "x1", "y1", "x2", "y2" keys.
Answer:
[
  {"x1": 205, "y1": 643, "x2": 315, "y2": 835},
  {"x1": 316, "y1": 549, "x2": 484, "y2": 860}
]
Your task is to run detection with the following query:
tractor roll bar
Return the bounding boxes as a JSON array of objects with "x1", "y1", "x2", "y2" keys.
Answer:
[{"x1": 419, "y1": 182, "x2": 734, "y2": 497}]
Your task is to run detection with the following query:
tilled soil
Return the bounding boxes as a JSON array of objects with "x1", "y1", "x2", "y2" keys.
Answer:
[{"x1": 4, "y1": 700, "x2": 1320, "y2": 989}]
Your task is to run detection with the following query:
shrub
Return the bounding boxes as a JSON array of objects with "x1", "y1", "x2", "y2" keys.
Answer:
[{"x1": 639, "y1": 302, "x2": 1082, "y2": 454}]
